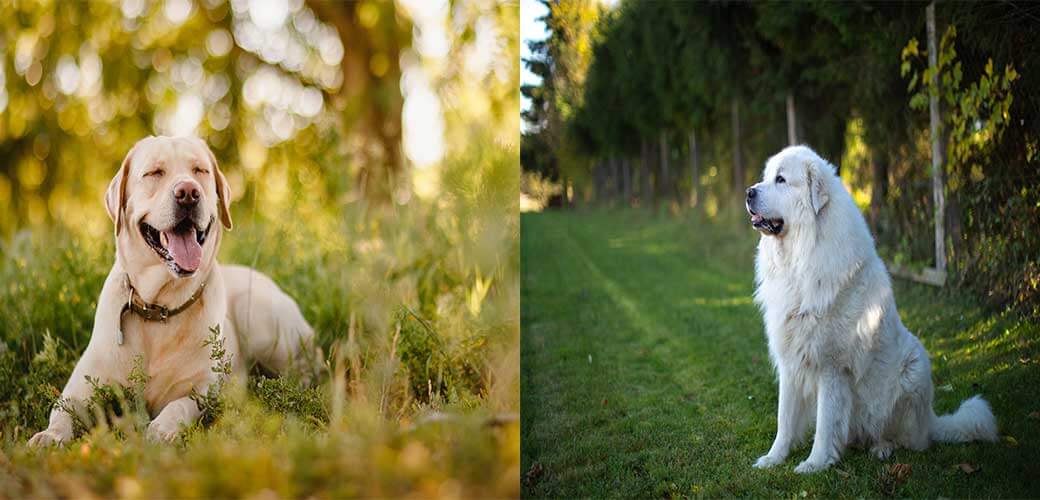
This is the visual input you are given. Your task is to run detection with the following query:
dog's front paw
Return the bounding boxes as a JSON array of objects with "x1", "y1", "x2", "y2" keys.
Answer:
[
  {"x1": 753, "y1": 454, "x2": 786, "y2": 469},
  {"x1": 871, "y1": 441, "x2": 894, "y2": 461},
  {"x1": 793, "y1": 458, "x2": 835, "y2": 474},
  {"x1": 146, "y1": 418, "x2": 182, "y2": 443},
  {"x1": 27, "y1": 428, "x2": 69, "y2": 448}
]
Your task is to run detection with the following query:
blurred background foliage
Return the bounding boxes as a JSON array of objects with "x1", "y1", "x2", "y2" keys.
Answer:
[
  {"x1": 0, "y1": 0, "x2": 519, "y2": 496},
  {"x1": 521, "y1": 0, "x2": 1040, "y2": 318},
  {"x1": 0, "y1": 0, "x2": 518, "y2": 231}
]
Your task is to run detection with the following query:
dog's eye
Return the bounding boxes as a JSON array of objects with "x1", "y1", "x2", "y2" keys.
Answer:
[
  {"x1": 145, "y1": 169, "x2": 164, "y2": 178},
  {"x1": 194, "y1": 167, "x2": 209, "y2": 175},
  {"x1": 775, "y1": 175, "x2": 786, "y2": 184}
]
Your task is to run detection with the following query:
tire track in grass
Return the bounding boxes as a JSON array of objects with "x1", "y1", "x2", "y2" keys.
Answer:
[
  {"x1": 561, "y1": 213, "x2": 778, "y2": 483},
  {"x1": 522, "y1": 213, "x2": 692, "y2": 496},
  {"x1": 522, "y1": 212, "x2": 778, "y2": 497}
]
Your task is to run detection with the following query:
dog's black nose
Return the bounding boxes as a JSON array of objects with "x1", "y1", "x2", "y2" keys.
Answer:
[
  {"x1": 174, "y1": 181, "x2": 201, "y2": 207},
  {"x1": 746, "y1": 187, "x2": 757, "y2": 201}
]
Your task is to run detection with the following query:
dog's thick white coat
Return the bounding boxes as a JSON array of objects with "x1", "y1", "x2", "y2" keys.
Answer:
[
  {"x1": 28, "y1": 136, "x2": 319, "y2": 447},
  {"x1": 748, "y1": 146, "x2": 997, "y2": 473}
]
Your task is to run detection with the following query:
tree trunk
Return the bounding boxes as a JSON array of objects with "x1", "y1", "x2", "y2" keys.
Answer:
[
  {"x1": 641, "y1": 138, "x2": 654, "y2": 206},
  {"x1": 689, "y1": 129, "x2": 700, "y2": 206},
  {"x1": 608, "y1": 157, "x2": 618, "y2": 200},
  {"x1": 307, "y1": 1, "x2": 403, "y2": 203},
  {"x1": 786, "y1": 91, "x2": 798, "y2": 146},
  {"x1": 731, "y1": 96, "x2": 744, "y2": 194},
  {"x1": 659, "y1": 131, "x2": 671, "y2": 201},
  {"x1": 927, "y1": 2, "x2": 947, "y2": 274},
  {"x1": 622, "y1": 157, "x2": 632, "y2": 204},
  {"x1": 562, "y1": 175, "x2": 571, "y2": 209}
]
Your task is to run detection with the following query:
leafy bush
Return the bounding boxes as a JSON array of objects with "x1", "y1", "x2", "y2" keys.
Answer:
[{"x1": 902, "y1": 26, "x2": 1039, "y2": 317}]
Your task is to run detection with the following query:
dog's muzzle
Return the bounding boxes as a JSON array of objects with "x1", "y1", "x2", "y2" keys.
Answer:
[{"x1": 746, "y1": 187, "x2": 784, "y2": 235}]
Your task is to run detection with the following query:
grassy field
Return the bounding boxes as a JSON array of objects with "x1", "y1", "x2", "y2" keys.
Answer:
[
  {"x1": 0, "y1": 174, "x2": 520, "y2": 498},
  {"x1": 520, "y1": 208, "x2": 1040, "y2": 498}
]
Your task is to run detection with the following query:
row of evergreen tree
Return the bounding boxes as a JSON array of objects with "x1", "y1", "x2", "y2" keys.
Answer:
[{"x1": 522, "y1": 0, "x2": 1040, "y2": 315}]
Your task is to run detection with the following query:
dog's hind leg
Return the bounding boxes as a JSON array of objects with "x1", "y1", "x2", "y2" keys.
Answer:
[
  {"x1": 223, "y1": 265, "x2": 322, "y2": 383},
  {"x1": 893, "y1": 343, "x2": 935, "y2": 451}
]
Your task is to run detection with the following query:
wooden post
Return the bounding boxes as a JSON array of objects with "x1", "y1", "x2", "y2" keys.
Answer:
[
  {"x1": 622, "y1": 157, "x2": 632, "y2": 204},
  {"x1": 731, "y1": 96, "x2": 744, "y2": 193},
  {"x1": 927, "y1": 2, "x2": 947, "y2": 275},
  {"x1": 689, "y1": 129, "x2": 700, "y2": 206},
  {"x1": 659, "y1": 131, "x2": 670, "y2": 201},
  {"x1": 641, "y1": 138, "x2": 654, "y2": 206},
  {"x1": 786, "y1": 91, "x2": 798, "y2": 145},
  {"x1": 893, "y1": 2, "x2": 947, "y2": 287},
  {"x1": 607, "y1": 158, "x2": 615, "y2": 200}
]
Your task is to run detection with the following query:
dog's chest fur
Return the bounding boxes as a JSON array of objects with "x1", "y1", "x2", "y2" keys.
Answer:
[
  {"x1": 121, "y1": 294, "x2": 228, "y2": 414},
  {"x1": 755, "y1": 240, "x2": 877, "y2": 376}
]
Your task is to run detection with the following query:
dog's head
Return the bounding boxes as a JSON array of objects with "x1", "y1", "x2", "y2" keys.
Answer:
[
  {"x1": 106, "y1": 136, "x2": 233, "y2": 278},
  {"x1": 745, "y1": 145, "x2": 833, "y2": 237}
]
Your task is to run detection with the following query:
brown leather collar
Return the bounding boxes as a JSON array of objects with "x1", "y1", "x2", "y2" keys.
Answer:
[{"x1": 122, "y1": 274, "x2": 207, "y2": 322}]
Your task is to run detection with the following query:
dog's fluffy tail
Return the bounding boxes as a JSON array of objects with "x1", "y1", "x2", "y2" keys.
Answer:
[{"x1": 930, "y1": 395, "x2": 999, "y2": 443}]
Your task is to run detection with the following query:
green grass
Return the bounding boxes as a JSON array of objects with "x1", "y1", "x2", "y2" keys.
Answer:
[
  {"x1": 520, "y1": 208, "x2": 1040, "y2": 498},
  {"x1": 0, "y1": 185, "x2": 520, "y2": 497}
]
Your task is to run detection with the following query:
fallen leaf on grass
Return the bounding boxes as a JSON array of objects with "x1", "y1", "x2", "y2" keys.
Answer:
[
  {"x1": 889, "y1": 463, "x2": 912, "y2": 482},
  {"x1": 602, "y1": 398, "x2": 608, "y2": 406},
  {"x1": 957, "y1": 463, "x2": 979, "y2": 475},
  {"x1": 523, "y1": 463, "x2": 545, "y2": 486},
  {"x1": 878, "y1": 463, "x2": 912, "y2": 495},
  {"x1": 1002, "y1": 435, "x2": 1019, "y2": 447},
  {"x1": 937, "y1": 384, "x2": 954, "y2": 392}
]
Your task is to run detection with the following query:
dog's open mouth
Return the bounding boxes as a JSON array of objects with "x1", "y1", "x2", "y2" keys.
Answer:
[
  {"x1": 140, "y1": 217, "x2": 213, "y2": 276},
  {"x1": 749, "y1": 213, "x2": 784, "y2": 235}
]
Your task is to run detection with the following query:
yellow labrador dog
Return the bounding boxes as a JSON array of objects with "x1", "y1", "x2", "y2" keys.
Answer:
[{"x1": 28, "y1": 136, "x2": 318, "y2": 446}]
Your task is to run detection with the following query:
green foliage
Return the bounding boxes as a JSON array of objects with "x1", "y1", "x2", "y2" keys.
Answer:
[
  {"x1": 904, "y1": 26, "x2": 1019, "y2": 171},
  {"x1": 189, "y1": 325, "x2": 233, "y2": 428},
  {"x1": 56, "y1": 356, "x2": 150, "y2": 438},
  {"x1": 0, "y1": 331, "x2": 74, "y2": 432},
  {"x1": 396, "y1": 307, "x2": 485, "y2": 407},
  {"x1": 901, "y1": 23, "x2": 1038, "y2": 317},
  {"x1": 521, "y1": 0, "x2": 603, "y2": 182},
  {"x1": 249, "y1": 375, "x2": 329, "y2": 426}
]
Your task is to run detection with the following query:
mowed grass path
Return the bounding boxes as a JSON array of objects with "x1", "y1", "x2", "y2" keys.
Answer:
[{"x1": 520, "y1": 209, "x2": 1040, "y2": 498}]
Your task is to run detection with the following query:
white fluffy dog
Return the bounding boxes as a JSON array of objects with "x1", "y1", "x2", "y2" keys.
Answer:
[{"x1": 745, "y1": 145, "x2": 998, "y2": 473}]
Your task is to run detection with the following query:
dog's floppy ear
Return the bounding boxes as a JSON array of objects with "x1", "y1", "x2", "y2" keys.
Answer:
[
  {"x1": 105, "y1": 145, "x2": 136, "y2": 236},
  {"x1": 806, "y1": 160, "x2": 830, "y2": 215},
  {"x1": 198, "y1": 139, "x2": 233, "y2": 230}
]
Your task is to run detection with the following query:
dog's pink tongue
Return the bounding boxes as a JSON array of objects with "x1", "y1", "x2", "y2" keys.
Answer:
[{"x1": 164, "y1": 228, "x2": 201, "y2": 272}]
